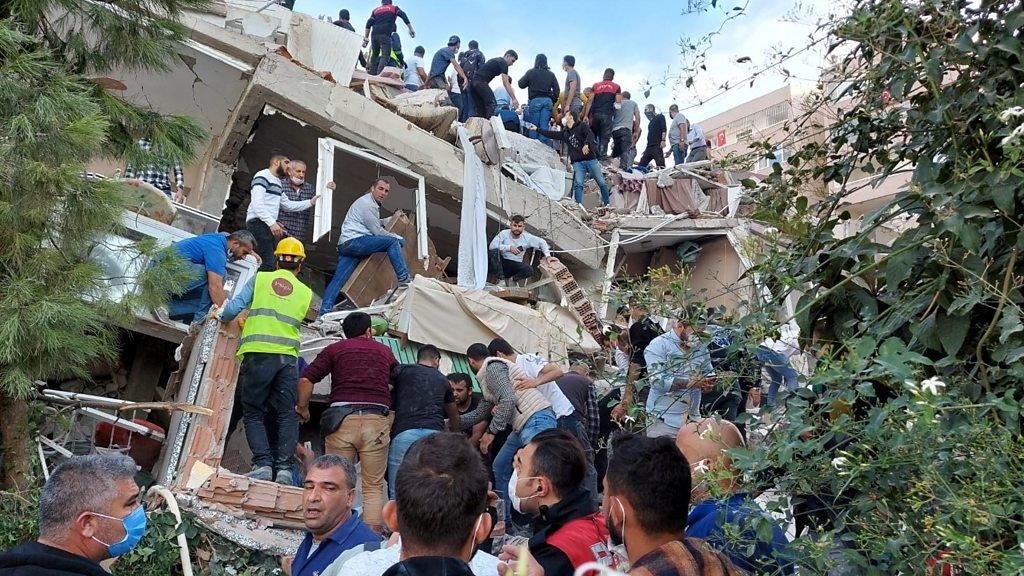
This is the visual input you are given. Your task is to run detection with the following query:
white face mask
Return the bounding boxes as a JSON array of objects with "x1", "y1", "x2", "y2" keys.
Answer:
[
  {"x1": 561, "y1": 115, "x2": 570, "y2": 127},
  {"x1": 290, "y1": 176, "x2": 304, "y2": 185},
  {"x1": 508, "y1": 469, "x2": 540, "y2": 513},
  {"x1": 607, "y1": 497, "x2": 630, "y2": 569},
  {"x1": 614, "y1": 102, "x2": 622, "y2": 109}
]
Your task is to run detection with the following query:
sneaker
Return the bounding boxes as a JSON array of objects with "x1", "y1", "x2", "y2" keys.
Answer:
[
  {"x1": 275, "y1": 469, "x2": 294, "y2": 486},
  {"x1": 396, "y1": 278, "x2": 411, "y2": 287},
  {"x1": 246, "y1": 465, "x2": 273, "y2": 481}
]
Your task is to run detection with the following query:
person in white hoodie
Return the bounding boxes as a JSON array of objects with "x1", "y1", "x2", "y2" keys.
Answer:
[
  {"x1": 756, "y1": 321, "x2": 801, "y2": 409},
  {"x1": 245, "y1": 152, "x2": 320, "y2": 271}
]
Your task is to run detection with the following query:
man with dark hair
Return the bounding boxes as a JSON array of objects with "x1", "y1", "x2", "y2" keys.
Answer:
[
  {"x1": 298, "y1": 311, "x2": 398, "y2": 532},
  {"x1": 488, "y1": 214, "x2": 552, "y2": 284},
  {"x1": 333, "y1": 9, "x2": 368, "y2": 69},
  {"x1": 666, "y1": 104, "x2": 687, "y2": 166},
  {"x1": 403, "y1": 45, "x2": 427, "y2": 91},
  {"x1": 386, "y1": 344, "x2": 459, "y2": 499},
  {"x1": 637, "y1": 104, "x2": 667, "y2": 169},
  {"x1": 426, "y1": 36, "x2": 467, "y2": 90},
  {"x1": 218, "y1": 237, "x2": 313, "y2": 485},
  {"x1": 361, "y1": 0, "x2": 415, "y2": 76},
  {"x1": 589, "y1": 69, "x2": 621, "y2": 159},
  {"x1": 246, "y1": 152, "x2": 320, "y2": 271},
  {"x1": 469, "y1": 50, "x2": 520, "y2": 119},
  {"x1": 320, "y1": 178, "x2": 410, "y2": 315},
  {"x1": 381, "y1": 433, "x2": 493, "y2": 575},
  {"x1": 518, "y1": 54, "x2": 560, "y2": 145},
  {"x1": 285, "y1": 455, "x2": 380, "y2": 576},
  {"x1": 604, "y1": 435, "x2": 742, "y2": 576},
  {"x1": 531, "y1": 110, "x2": 611, "y2": 205},
  {"x1": 611, "y1": 91, "x2": 641, "y2": 170},
  {"x1": 448, "y1": 372, "x2": 487, "y2": 445},
  {"x1": 510, "y1": 430, "x2": 613, "y2": 575},
  {"x1": 166, "y1": 230, "x2": 256, "y2": 323},
  {"x1": 0, "y1": 454, "x2": 143, "y2": 575},
  {"x1": 458, "y1": 40, "x2": 486, "y2": 120},
  {"x1": 561, "y1": 55, "x2": 582, "y2": 118},
  {"x1": 612, "y1": 299, "x2": 664, "y2": 421},
  {"x1": 459, "y1": 343, "x2": 556, "y2": 517}
]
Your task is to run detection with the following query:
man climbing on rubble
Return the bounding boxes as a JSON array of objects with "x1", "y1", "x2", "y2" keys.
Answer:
[
  {"x1": 215, "y1": 237, "x2": 314, "y2": 486},
  {"x1": 165, "y1": 230, "x2": 256, "y2": 324},
  {"x1": 362, "y1": 0, "x2": 415, "y2": 76},
  {"x1": 488, "y1": 214, "x2": 553, "y2": 284},
  {"x1": 319, "y1": 178, "x2": 410, "y2": 316},
  {"x1": 518, "y1": 54, "x2": 560, "y2": 145},
  {"x1": 426, "y1": 36, "x2": 468, "y2": 91},
  {"x1": 245, "y1": 152, "x2": 320, "y2": 272},
  {"x1": 470, "y1": 50, "x2": 520, "y2": 120},
  {"x1": 529, "y1": 110, "x2": 611, "y2": 206},
  {"x1": 458, "y1": 40, "x2": 486, "y2": 120},
  {"x1": 279, "y1": 160, "x2": 335, "y2": 241},
  {"x1": 637, "y1": 104, "x2": 667, "y2": 170},
  {"x1": 611, "y1": 91, "x2": 641, "y2": 170},
  {"x1": 589, "y1": 69, "x2": 621, "y2": 159},
  {"x1": 685, "y1": 119, "x2": 709, "y2": 162}
]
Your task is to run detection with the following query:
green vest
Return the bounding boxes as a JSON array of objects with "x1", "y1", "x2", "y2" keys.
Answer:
[{"x1": 237, "y1": 270, "x2": 313, "y2": 358}]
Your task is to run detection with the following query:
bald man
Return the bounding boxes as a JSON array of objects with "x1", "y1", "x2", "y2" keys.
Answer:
[{"x1": 677, "y1": 418, "x2": 794, "y2": 575}]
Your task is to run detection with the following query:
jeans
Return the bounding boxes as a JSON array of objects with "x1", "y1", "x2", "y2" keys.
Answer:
[
  {"x1": 572, "y1": 159, "x2": 611, "y2": 205},
  {"x1": 494, "y1": 408, "x2": 557, "y2": 517},
  {"x1": 469, "y1": 79, "x2": 497, "y2": 119},
  {"x1": 246, "y1": 219, "x2": 279, "y2": 272},
  {"x1": 671, "y1": 143, "x2": 686, "y2": 165},
  {"x1": 611, "y1": 127, "x2": 634, "y2": 170},
  {"x1": 238, "y1": 353, "x2": 299, "y2": 471},
  {"x1": 320, "y1": 235, "x2": 410, "y2": 315},
  {"x1": 488, "y1": 249, "x2": 534, "y2": 281},
  {"x1": 462, "y1": 90, "x2": 476, "y2": 121},
  {"x1": 525, "y1": 97, "x2": 553, "y2": 144},
  {"x1": 167, "y1": 261, "x2": 213, "y2": 324},
  {"x1": 369, "y1": 32, "x2": 392, "y2": 75},
  {"x1": 387, "y1": 428, "x2": 438, "y2": 499},
  {"x1": 557, "y1": 413, "x2": 599, "y2": 504},
  {"x1": 405, "y1": 83, "x2": 419, "y2": 91},
  {"x1": 325, "y1": 411, "x2": 394, "y2": 529},
  {"x1": 450, "y1": 91, "x2": 465, "y2": 119},
  {"x1": 756, "y1": 346, "x2": 799, "y2": 408},
  {"x1": 590, "y1": 112, "x2": 614, "y2": 158}
]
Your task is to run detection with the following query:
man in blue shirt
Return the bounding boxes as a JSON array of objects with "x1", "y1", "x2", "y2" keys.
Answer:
[
  {"x1": 425, "y1": 36, "x2": 468, "y2": 90},
  {"x1": 643, "y1": 311, "x2": 716, "y2": 438},
  {"x1": 285, "y1": 454, "x2": 381, "y2": 576},
  {"x1": 678, "y1": 418, "x2": 793, "y2": 574},
  {"x1": 167, "y1": 230, "x2": 256, "y2": 323}
]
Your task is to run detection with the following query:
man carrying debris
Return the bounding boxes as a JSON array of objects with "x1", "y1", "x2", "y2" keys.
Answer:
[
  {"x1": 469, "y1": 50, "x2": 520, "y2": 120},
  {"x1": 216, "y1": 237, "x2": 314, "y2": 485},
  {"x1": 426, "y1": 36, "x2": 468, "y2": 91},
  {"x1": 319, "y1": 178, "x2": 410, "y2": 316},
  {"x1": 362, "y1": 0, "x2": 415, "y2": 76},
  {"x1": 488, "y1": 214, "x2": 552, "y2": 284},
  {"x1": 166, "y1": 230, "x2": 256, "y2": 324},
  {"x1": 279, "y1": 160, "x2": 335, "y2": 241},
  {"x1": 637, "y1": 104, "x2": 667, "y2": 169},
  {"x1": 245, "y1": 152, "x2": 320, "y2": 272}
]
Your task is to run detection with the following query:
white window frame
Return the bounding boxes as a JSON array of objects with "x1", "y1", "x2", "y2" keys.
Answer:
[{"x1": 314, "y1": 137, "x2": 429, "y2": 266}]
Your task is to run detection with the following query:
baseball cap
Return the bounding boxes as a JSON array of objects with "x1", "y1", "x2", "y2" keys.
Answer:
[{"x1": 448, "y1": 35, "x2": 461, "y2": 46}]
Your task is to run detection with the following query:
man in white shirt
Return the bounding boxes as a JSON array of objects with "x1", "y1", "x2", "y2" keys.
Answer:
[
  {"x1": 245, "y1": 152, "x2": 320, "y2": 270},
  {"x1": 487, "y1": 214, "x2": 553, "y2": 284},
  {"x1": 643, "y1": 312, "x2": 716, "y2": 438},
  {"x1": 446, "y1": 65, "x2": 465, "y2": 121},
  {"x1": 756, "y1": 321, "x2": 801, "y2": 408},
  {"x1": 403, "y1": 45, "x2": 427, "y2": 91},
  {"x1": 686, "y1": 121, "x2": 708, "y2": 162}
]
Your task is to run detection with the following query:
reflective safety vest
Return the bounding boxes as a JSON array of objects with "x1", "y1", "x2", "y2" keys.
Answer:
[{"x1": 237, "y1": 269, "x2": 312, "y2": 358}]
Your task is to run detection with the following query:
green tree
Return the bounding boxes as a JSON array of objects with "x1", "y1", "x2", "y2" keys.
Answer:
[{"x1": 0, "y1": 0, "x2": 207, "y2": 489}]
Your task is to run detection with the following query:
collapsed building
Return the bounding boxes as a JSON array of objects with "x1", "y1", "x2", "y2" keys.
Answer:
[{"x1": 39, "y1": 0, "x2": 762, "y2": 555}]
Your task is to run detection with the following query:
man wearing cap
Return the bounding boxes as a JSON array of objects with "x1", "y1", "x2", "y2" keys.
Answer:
[
  {"x1": 216, "y1": 237, "x2": 314, "y2": 486},
  {"x1": 426, "y1": 36, "x2": 468, "y2": 91}
]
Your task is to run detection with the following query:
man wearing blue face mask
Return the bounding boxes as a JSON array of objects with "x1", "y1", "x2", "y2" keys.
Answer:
[{"x1": 0, "y1": 454, "x2": 146, "y2": 575}]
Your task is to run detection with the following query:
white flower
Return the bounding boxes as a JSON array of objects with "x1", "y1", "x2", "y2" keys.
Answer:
[
  {"x1": 998, "y1": 106, "x2": 1024, "y2": 122},
  {"x1": 920, "y1": 377, "x2": 947, "y2": 395},
  {"x1": 831, "y1": 456, "x2": 848, "y2": 470},
  {"x1": 692, "y1": 459, "x2": 711, "y2": 474}
]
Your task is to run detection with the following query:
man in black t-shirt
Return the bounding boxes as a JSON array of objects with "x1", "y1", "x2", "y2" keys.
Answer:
[
  {"x1": 638, "y1": 103, "x2": 668, "y2": 169},
  {"x1": 387, "y1": 345, "x2": 458, "y2": 499},
  {"x1": 469, "y1": 50, "x2": 519, "y2": 120},
  {"x1": 447, "y1": 372, "x2": 487, "y2": 445}
]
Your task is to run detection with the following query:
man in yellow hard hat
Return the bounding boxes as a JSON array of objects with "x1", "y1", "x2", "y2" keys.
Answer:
[{"x1": 216, "y1": 236, "x2": 314, "y2": 484}]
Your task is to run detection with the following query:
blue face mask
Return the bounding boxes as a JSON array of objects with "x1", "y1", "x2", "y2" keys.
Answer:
[{"x1": 92, "y1": 506, "x2": 147, "y2": 557}]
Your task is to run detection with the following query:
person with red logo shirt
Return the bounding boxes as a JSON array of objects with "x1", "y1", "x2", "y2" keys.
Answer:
[
  {"x1": 589, "y1": 69, "x2": 622, "y2": 160},
  {"x1": 508, "y1": 429, "x2": 615, "y2": 576},
  {"x1": 362, "y1": 0, "x2": 414, "y2": 75}
]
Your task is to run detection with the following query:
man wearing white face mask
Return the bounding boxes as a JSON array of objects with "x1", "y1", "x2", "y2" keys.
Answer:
[
  {"x1": 643, "y1": 310, "x2": 716, "y2": 439},
  {"x1": 0, "y1": 454, "x2": 146, "y2": 576},
  {"x1": 278, "y1": 160, "x2": 336, "y2": 241}
]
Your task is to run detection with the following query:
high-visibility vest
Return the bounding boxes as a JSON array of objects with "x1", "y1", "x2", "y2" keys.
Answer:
[{"x1": 237, "y1": 269, "x2": 312, "y2": 358}]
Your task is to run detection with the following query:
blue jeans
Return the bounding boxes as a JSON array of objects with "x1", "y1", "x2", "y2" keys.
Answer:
[
  {"x1": 525, "y1": 97, "x2": 553, "y2": 144},
  {"x1": 494, "y1": 408, "x2": 557, "y2": 517},
  {"x1": 450, "y1": 91, "x2": 465, "y2": 121},
  {"x1": 756, "y1": 346, "x2": 799, "y2": 408},
  {"x1": 167, "y1": 261, "x2": 213, "y2": 324},
  {"x1": 320, "y1": 235, "x2": 410, "y2": 315},
  {"x1": 572, "y1": 159, "x2": 611, "y2": 205},
  {"x1": 462, "y1": 91, "x2": 476, "y2": 121},
  {"x1": 405, "y1": 83, "x2": 419, "y2": 92},
  {"x1": 238, "y1": 353, "x2": 299, "y2": 470},
  {"x1": 671, "y1": 143, "x2": 686, "y2": 165},
  {"x1": 388, "y1": 428, "x2": 438, "y2": 499}
]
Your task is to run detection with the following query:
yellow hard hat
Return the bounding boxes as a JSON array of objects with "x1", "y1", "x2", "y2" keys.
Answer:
[{"x1": 274, "y1": 237, "x2": 306, "y2": 260}]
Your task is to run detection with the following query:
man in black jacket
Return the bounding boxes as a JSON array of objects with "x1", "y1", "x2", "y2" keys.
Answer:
[
  {"x1": 0, "y1": 454, "x2": 144, "y2": 576},
  {"x1": 637, "y1": 104, "x2": 668, "y2": 169},
  {"x1": 518, "y1": 54, "x2": 561, "y2": 146},
  {"x1": 532, "y1": 111, "x2": 611, "y2": 205},
  {"x1": 381, "y1": 433, "x2": 492, "y2": 576},
  {"x1": 509, "y1": 430, "x2": 614, "y2": 575}
]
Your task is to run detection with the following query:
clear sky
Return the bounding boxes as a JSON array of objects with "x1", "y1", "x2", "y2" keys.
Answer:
[{"x1": 294, "y1": 0, "x2": 836, "y2": 124}]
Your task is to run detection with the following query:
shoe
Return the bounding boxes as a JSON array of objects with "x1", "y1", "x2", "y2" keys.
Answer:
[
  {"x1": 275, "y1": 469, "x2": 294, "y2": 486},
  {"x1": 396, "y1": 278, "x2": 411, "y2": 287},
  {"x1": 246, "y1": 465, "x2": 273, "y2": 481}
]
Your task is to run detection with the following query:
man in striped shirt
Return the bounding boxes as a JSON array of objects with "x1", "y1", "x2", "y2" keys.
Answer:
[{"x1": 245, "y1": 153, "x2": 320, "y2": 271}]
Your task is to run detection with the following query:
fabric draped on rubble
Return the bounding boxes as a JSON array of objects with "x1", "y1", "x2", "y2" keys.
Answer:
[
  {"x1": 388, "y1": 277, "x2": 601, "y2": 364},
  {"x1": 608, "y1": 170, "x2": 646, "y2": 212},
  {"x1": 645, "y1": 175, "x2": 709, "y2": 215},
  {"x1": 456, "y1": 126, "x2": 489, "y2": 290}
]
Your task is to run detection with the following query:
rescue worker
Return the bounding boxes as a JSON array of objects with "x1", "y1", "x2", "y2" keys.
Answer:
[{"x1": 216, "y1": 237, "x2": 314, "y2": 485}]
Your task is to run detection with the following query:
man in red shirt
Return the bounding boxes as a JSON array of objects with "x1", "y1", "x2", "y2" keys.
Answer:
[
  {"x1": 298, "y1": 312, "x2": 397, "y2": 533},
  {"x1": 589, "y1": 68, "x2": 622, "y2": 159}
]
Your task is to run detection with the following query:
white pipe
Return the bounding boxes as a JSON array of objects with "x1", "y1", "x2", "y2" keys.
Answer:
[{"x1": 148, "y1": 485, "x2": 194, "y2": 576}]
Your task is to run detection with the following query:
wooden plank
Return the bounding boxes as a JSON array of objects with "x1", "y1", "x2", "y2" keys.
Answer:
[{"x1": 340, "y1": 214, "x2": 443, "y2": 307}]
